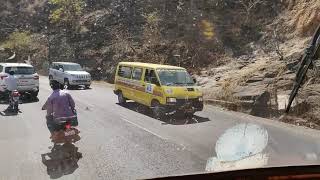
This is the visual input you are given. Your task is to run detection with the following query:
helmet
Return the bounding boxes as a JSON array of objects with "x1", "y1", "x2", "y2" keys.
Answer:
[
  {"x1": 50, "y1": 80, "x2": 60, "y2": 90},
  {"x1": 8, "y1": 71, "x2": 14, "y2": 75}
]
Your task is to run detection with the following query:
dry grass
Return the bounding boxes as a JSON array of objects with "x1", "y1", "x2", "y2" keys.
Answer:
[
  {"x1": 212, "y1": 78, "x2": 240, "y2": 102},
  {"x1": 226, "y1": 60, "x2": 269, "y2": 85}
]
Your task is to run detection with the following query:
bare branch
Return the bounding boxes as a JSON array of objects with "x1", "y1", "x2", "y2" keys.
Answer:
[{"x1": 237, "y1": 0, "x2": 263, "y2": 22}]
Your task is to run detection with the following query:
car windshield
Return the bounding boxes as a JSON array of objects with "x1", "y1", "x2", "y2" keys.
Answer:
[
  {"x1": 157, "y1": 69, "x2": 194, "y2": 86},
  {"x1": 63, "y1": 64, "x2": 82, "y2": 71},
  {"x1": 5, "y1": 66, "x2": 34, "y2": 75}
]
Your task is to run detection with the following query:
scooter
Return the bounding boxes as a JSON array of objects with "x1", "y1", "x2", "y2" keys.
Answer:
[
  {"x1": 7, "y1": 90, "x2": 20, "y2": 113},
  {"x1": 50, "y1": 118, "x2": 80, "y2": 144},
  {"x1": 43, "y1": 117, "x2": 82, "y2": 176}
]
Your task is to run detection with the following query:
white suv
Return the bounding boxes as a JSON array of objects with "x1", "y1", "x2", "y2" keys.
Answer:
[
  {"x1": 49, "y1": 62, "x2": 91, "y2": 88},
  {"x1": 0, "y1": 63, "x2": 39, "y2": 97}
]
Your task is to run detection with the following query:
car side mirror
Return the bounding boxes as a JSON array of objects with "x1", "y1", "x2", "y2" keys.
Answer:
[{"x1": 59, "y1": 68, "x2": 64, "y2": 72}]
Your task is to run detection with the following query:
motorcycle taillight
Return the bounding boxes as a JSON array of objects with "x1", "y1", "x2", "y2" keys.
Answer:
[
  {"x1": 0, "y1": 75, "x2": 7, "y2": 80},
  {"x1": 12, "y1": 92, "x2": 20, "y2": 97},
  {"x1": 65, "y1": 122, "x2": 71, "y2": 129}
]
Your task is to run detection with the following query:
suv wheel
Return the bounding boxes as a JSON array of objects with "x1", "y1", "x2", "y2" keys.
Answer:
[
  {"x1": 63, "y1": 79, "x2": 70, "y2": 89},
  {"x1": 30, "y1": 91, "x2": 39, "y2": 98},
  {"x1": 185, "y1": 112, "x2": 195, "y2": 118},
  {"x1": 0, "y1": 91, "x2": 6, "y2": 100}
]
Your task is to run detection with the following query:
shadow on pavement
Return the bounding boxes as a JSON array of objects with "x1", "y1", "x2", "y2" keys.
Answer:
[
  {"x1": 0, "y1": 96, "x2": 38, "y2": 115},
  {"x1": 0, "y1": 110, "x2": 19, "y2": 116},
  {"x1": 0, "y1": 96, "x2": 39, "y2": 105},
  {"x1": 64, "y1": 85, "x2": 91, "y2": 91},
  {"x1": 117, "y1": 102, "x2": 210, "y2": 125},
  {"x1": 41, "y1": 143, "x2": 82, "y2": 179}
]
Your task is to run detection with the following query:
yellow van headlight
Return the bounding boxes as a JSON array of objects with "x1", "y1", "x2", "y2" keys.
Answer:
[
  {"x1": 167, "y1": 97, "x2": 177, "y2": 103},
  {"x1": 165, "y1": 89, "x2": 173, "y2": 94}
]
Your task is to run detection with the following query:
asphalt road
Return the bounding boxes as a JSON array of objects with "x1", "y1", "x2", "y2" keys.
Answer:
[{"x1": 0, "y1": 77, "x2": 320, "y2": 180}]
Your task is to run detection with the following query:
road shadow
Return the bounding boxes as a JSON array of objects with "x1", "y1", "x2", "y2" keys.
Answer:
[
  {"x1": 117, "y1": 102, "x2": 210, "y2": 125},
  {"x1": 0, "y1": 96, "x2": 37, "y2": 115},
  {"x1": 64, "y1": 85, "x2": 91, "y2": 91},
  {"x1": 0, "y1": 110, "x2": 19, "y2": 116},
  {"x1": 0, "y1": 95, "x2": 39, "y2": 105},
  {"x1": 41, "y1": 143, "x2": 82, "y2": 179}
]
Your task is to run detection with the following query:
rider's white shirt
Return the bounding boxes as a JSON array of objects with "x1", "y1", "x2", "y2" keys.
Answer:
[{"x1": 4, "y1": 75, "x2": 17, "y2": 91}]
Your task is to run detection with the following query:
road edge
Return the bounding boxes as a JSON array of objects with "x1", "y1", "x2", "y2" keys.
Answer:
[{"x1": 205, "y1": 105, "x2": 320, "y2": 139}]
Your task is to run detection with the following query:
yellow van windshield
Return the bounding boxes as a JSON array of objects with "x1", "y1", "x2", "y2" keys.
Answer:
[{"x1": 156, "y1": 69, "x2": 194, "y2": 86}]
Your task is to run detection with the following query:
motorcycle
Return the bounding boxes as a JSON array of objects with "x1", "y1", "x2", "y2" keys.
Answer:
[
  {"x1": 41, "y1": 111, "x2": 81, "y2": 177},
  {"x1": 7, "y1": 90, "x2": 20, "y2": 113},
  {"x1": 50, "y1": 118, "x2": 80, "y2": 144}
]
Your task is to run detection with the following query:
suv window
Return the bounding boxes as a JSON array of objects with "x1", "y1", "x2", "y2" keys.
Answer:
[
  {"x1": 51, "y1": 64, "x2": 58, "y2": 70},
  {"x1": 118, "y1": 66, "x2": 132, "y2": 79},
  {"x1": 58, "y1": 65, "x2": 64, "y2": 70},
  {"x1": 63, "y1": 64, "x2": 82, "y2": 71},
  {"x1": 0, "y1": 65, "x2": 3, "y2": 72},
  {"x1": 5, "y1": 66, "x2": 35, "y2": 75},
  {"x1": 132, "y1": 67, "x2": 142, "y2": 80}
]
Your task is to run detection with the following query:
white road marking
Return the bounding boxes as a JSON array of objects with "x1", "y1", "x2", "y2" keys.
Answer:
[{"x1": 120, "y1": 117, "x2": 167, "y2": 140}]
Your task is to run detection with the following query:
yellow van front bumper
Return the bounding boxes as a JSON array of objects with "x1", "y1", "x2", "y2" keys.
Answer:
[{"x1": 165, "y1": 98, "x2": 204, "y2": 112}]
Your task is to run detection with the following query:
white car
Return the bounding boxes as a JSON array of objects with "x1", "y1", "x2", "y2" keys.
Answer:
[
  {"x1": 49, "y1": 62, "x2": 91, "y2": 88},
  {"x1": 0, "y1": 63, "x2": 39, "y2": 97}
]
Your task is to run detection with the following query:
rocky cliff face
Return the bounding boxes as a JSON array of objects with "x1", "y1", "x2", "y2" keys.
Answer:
[
  {"x1": 0, "y1": 0, "x2": 287, "y2": 78},
  {"x1": 283, "y1": 0, "x2": 320, "y2": 36},
  {"x1": 198, "y1": 0, "x2": 320, "y2": 128}
]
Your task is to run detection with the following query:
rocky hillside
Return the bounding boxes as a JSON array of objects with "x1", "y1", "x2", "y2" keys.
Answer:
[
  {"x1": 0, "y1": 0, "x2": 287, "y2": 77},
  {"x1": 198, "y1": 0, "x2": 320, "y2": 128},
  {"x1": 0, "y1": 0, "x2": 319, "y2": 127}
]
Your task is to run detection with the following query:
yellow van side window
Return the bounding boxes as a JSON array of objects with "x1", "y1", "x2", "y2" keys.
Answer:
[
  {"x1": 144, "y1": 69, "x2": 154, "y2": 82},
  {"x1": 132, "y1": 68, "x2": 142, "y2": 80},
  {"x1": 118, "y1": 66, "x2": 132, "y2": 79},
  {"x1": 145, "y1": 69, "x2": 160, "y2": 85}
]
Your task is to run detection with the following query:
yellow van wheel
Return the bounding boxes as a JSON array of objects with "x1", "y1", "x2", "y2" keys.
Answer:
[
  {"x1": 118, "y1": 91, "x2": 127, "y2": 105},
  {"x1": 151, "y1": 100, "x2": 165, "y2": 119}
]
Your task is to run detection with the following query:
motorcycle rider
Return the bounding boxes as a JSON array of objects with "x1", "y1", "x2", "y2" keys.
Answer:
[
  {"x1": 4, "y1": 70, "x2": 18, "y2": 110},
  {"x1": 42, "y1": 80, "x2": 77, "y2": 136}
]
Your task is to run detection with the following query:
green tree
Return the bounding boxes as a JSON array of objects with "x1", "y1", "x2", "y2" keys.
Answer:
[
  {"x1": 1, "y1": 31, "x2": 32, "y2": 61},
  {"x1": 49, "y1": 0, "x2": 85, "y2": 60},
  {"x1": 1, "y1": 31, "x2": 48, "y2": 68},
  {"x1": 49, "y1": 0, "x2": 84, "y2": 25}
]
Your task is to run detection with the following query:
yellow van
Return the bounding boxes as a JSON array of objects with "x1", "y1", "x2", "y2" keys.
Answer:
[{"x1": 114, "y1": 62, "x2": 203, "y2": 118}]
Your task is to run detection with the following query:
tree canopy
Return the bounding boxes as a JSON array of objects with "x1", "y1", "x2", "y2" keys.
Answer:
[{"x1": 49, "y1": 0, "x2": 85, "y2": 25}]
